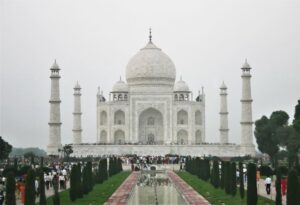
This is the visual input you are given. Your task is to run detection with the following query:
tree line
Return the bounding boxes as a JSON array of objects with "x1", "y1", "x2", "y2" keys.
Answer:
[
  {"x1": 185, "y1": 157, "x2": 300, "y2": 205},
  {"x1": 255, "y1": 100, "x2": 300, "y2": 168}
]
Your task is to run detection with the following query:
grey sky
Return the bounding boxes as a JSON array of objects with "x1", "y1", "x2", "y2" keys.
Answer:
[{"x1": 1, "y1": 0, "x2": 300, "y2": 149}]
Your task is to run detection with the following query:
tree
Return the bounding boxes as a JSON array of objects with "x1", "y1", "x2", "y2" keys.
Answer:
[
  {"x1": 231, "y1": 162, "x2": 237, "y2": 196},
  {"x1": 293, "y1": 99, "x2": 300, "y2": 133},
  {"x1": 224, "y1": 161, "x2": 231, "y2": 194},
  {"x1": 211, "y1": 160, "x2": 220, "y2": 188},
  {"x1": 0, "y1": 136, "x2": 12, "y2": 161},
  {"x1": 52, "y1": 180, "x2": 60, "y2": 205},
  {"x1": 39, "y1": 164, "x2": 47, "y2": 205},
  {"x1": 255, "y1": 111, "x2": 289, "y2": 167},
  {"x1": 247, "y1": 163, "x2": 257, "y2": 205},
  {"x1": 59, "y1": 144, "x2": 73, "y2": 160},
  {"x1": 220, "y1": 161, "x2": 225, "y2": 189},
  {"x1": 275, "y1": 170, "x2": 282, "y2": 205},
  {"x1": 5, "y1": 172, "x2": 16, "y2": 205},
  {"x1": 69, "y1": 164, "x2": 77, "y2": 201},
  {"x1": 291, "y1": 99, "x2": 300, "y2": 166},
  {"x1": 286, "y1": 169, "x2": 300, "y2": 205},
  {"x1": 239, "y1": 162, "x2": 245, "y2": 199},
  {"x1": 24, "y1": 169, "x2": 36, "y2": 205},
  {"x1": 76, "y1": 163, "x2": 83, "y2": 198}
]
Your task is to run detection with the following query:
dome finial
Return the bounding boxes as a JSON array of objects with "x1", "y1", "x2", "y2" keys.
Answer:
[
  {"x1": 120, "y1": 76, "x2": 122, "y2": 81},
  {"x1": 149, "y1": 27, "x2": 152, "y2": 43},
  {"x1": 180, "y1": 75, "x2": 182, "y2": 81}
]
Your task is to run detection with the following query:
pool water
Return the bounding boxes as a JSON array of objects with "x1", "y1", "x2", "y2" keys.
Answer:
[{"x1": 126, "y1": 171, "x2": 187, "y2": 205}]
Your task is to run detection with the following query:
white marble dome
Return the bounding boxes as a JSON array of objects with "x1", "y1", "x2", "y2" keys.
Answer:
[
  {"x1": 126, "y1": 41, "x2": 176, "y2": 86},
  {"x1": 112, "y1": 79, "x2": 128, "y2": 92},
  {"x1": 174, "y1": 79, "x2": 190, "y2": 92}
]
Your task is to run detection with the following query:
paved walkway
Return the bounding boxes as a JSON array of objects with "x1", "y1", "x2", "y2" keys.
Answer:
[
  {"x1": 16, "y1": 182, "x2": 70, "y2": 205},
  {"x1": 168, "y1": 171, "x2": 211, "y2": 205},
  {"x1": 104, "y1": 172, "x2": 139, "y2": 205},
  {"x1": 256, "y1": 179, "x2": 286, "y2": 205}
]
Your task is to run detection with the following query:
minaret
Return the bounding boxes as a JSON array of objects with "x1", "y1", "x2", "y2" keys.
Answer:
[
  {"x1": 47, "y1": 60, "x2": 62, "y2": 155},
  {"x1": 219, "y1": 82, "x2": 229, "y2": 144},
  {"x1": 240, "y1": 59, "x2": 255, "y2": 155},
  {"x1": 73, "y1": 81, "x2": 82, "y2": 144}
]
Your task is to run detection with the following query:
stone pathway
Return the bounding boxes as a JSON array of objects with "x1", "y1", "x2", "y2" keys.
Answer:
[
  {"x1": 256, "y1": 179, "x2": 286, "y2": 205},
  {"x1": 104, "y1": 172, "x2": 139, "y2": 205},
  {"x1": 167, "y1": 171, "x2": 211, "y2": 205},
  {"x1": 16, "y1": 182, "x2": 70, "y2": 205}
]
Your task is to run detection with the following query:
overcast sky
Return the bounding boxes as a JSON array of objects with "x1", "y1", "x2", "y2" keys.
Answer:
[{"x1": 1, "y1": 0, "x2": 300, "y2": 149}]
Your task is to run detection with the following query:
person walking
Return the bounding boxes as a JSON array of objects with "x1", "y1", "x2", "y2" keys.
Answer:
[
  {"x1": 20, "y1": 182, "x2": 25, "y2": 204},
  {"x1": 0, "y1": 190, "x2": 4, "y2": 205},
  {"x1": 281, "y1": 176, "x2": 287, "y2": 195},
  {"x1": 264, "y1": 176, "x2": 272, "y2": 195}
]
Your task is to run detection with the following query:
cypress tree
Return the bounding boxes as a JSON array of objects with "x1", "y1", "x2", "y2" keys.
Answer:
[
  {"x1": 69, "y1": 164, "x2": 77, "y2": 201},
  {"x1": 231, "y1": 162, "x2": 237, "y2": 196},
  {"x1": 286, "y1": 169, "x2": 300, "y2": 205},
  {"x1": 5, "y1": 172, "x2": 16, "y2": 205},
  {"x1": 104, "y1": 158, "x2": 108, "y2": 180},
  {"x1": 224, "y1": 161, "x2": 231, "y2": 194},
  {"x1": 109, "y1": 157, "x2": 114, "y2": 177},
  {"x1": 87, "y1": 161, "x2": 93, "y2": 192},
  {"x1": 52, "y1": 180, "x2": 60, "y2": 205},
  {"x1": 211, "y1": 160, "x2": 220, "y2": 188},
  {"x1": 220, "y1": 161, "x2": 225, "y2": 189},
  {"x1": 24, "y1": 169, "x2": 36, "y2": 205},
  {"x1": 247, "y1": 163, "x2": 257, "y2": 205},
  {"x1": 39, "y1": 156, "x2": 46, "y2": 205},
  {"x1": 77, "y1": 163, "x2": 83, "y2": 198},
  {"x1": 39, "y1": 169, "x2": 46, "y2": 205},
  {"x1": 275, "y1": 170, "x2": 282, "y2": 205},
  {"x1": 239, "y1": 162, "x2": 245, "y2": 199},
  {"x1": 82, "y1": 164, "x2": 88, "y2": 194}
]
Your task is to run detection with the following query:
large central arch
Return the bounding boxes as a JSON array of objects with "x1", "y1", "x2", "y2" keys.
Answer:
[{"x1": 138, "y1": 108, "x2": 164, "y2": 144}]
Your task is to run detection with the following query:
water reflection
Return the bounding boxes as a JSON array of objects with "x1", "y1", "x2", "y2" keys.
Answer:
[{"x1": 127, "y1": 171, "x2": 187, "y2": 205}]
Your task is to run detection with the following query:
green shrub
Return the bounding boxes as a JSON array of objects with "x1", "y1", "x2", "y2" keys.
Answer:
[
  {"x1": 247, "y1": 163, "x2": 257, "y2": 205},
  {"x1": 5, "y1": 172, "x2": 16, "y2": 205},
  {"x1": 24, "y1": 169, "x2": 36, "y2": 205}
]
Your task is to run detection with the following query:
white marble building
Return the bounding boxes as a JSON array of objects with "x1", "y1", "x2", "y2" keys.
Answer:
[
  {"x1": 47, "y1": 31, "x2": 256, "y2": 157},
  {"x1": 96, "y1": 35, "x2": 205, "y2": 146}
]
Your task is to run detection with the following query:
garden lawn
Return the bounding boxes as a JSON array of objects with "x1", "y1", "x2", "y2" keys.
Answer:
[
  {"x1": 177, "y1": 171, "x2": 275, "y2": 205},
  {"x1": 45, "y1": 171, "x2": 130, "y2": 205}
]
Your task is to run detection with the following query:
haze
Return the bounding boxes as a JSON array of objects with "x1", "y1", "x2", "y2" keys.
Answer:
[{"x1": 1, "y1": 0, "x2": 300, "y2": 149}]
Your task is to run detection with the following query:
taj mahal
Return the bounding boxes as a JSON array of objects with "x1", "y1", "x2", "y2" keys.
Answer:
[{"x1": 47, "y1": 31, "x2": 256, "y2": 157}]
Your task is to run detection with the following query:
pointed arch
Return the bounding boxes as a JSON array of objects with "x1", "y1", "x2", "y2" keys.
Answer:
[
  {"x1": 195, "y1": 110, "x2": 202, "y2": 125},
  {"x1": 195, "y1": 130, "x2": 202, "y2": 144},
  {"x1": 100, "y1": 111, "x2": 107, "y2": 125},
  {"x1": 177, "y1": 129, "x2": 188, "y2": 144},
  {"x1": 114, "y1": 130, "x2": 125, "y2": 144},
  {"x1": 100, "y1": 130, "x2": 107, "y2": 143},
  {"x1": 114, "y1": 110, "x2": 125, "y2": 125},
  {"x1": 177, "y1": 109, "x2": 188, "y2": 125}
]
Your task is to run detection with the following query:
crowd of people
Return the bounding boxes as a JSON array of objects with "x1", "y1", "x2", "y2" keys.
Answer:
[{"x1": 0, "y1": 159, "x2": 71, "y2": 205}]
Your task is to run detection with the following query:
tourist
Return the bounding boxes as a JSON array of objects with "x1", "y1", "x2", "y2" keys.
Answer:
[
  {"x1": 59, "y1": 174, "x2": 65, "y2": 189},
  {"x1": 264, "y1": 176, "x2": 272, "y2": 195},
  {"x1": 281, "y1": 176, "x2": 287, "y2": 195},
  {"x1": 45, "y1": 174, "x2": 50, "y2": 190},
  {"x1": 20, "y1": 182, "x2": 25, "y2": 204},
  {"x1": 0, "y1": 190, "x2": 4, "y2": 205},
  {"x1": 35, "y1": 177, "x2": 39, "y2": 197}
]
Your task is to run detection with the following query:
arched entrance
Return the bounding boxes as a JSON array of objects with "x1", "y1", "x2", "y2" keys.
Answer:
[
  {"x1": 177, "y1": 130, "x2": 188, "y2": 144},
  {"x1": 114, "y1": 130, "x2": 125, "y2": 144},
  {"x1": 138, "y1": 108, "x2": 163, "y2": 144}
]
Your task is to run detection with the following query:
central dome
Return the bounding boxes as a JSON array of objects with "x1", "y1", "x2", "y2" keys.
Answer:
[{"x1": 126, "y1": 41, "x2": 176, "y2": 86}]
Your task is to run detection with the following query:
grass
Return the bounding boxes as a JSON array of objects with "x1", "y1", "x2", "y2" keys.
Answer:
[
  {"x1": 45, "y1": 171, "x2": 131, "y2": 205},
  {"x1": 177, "y1": 171, "x2": 275, "y2": 205}
]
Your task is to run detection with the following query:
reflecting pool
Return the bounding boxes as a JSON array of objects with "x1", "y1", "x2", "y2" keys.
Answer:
[{"x1": 127, "y1": 171, "x2": 187, "y2": 205}]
